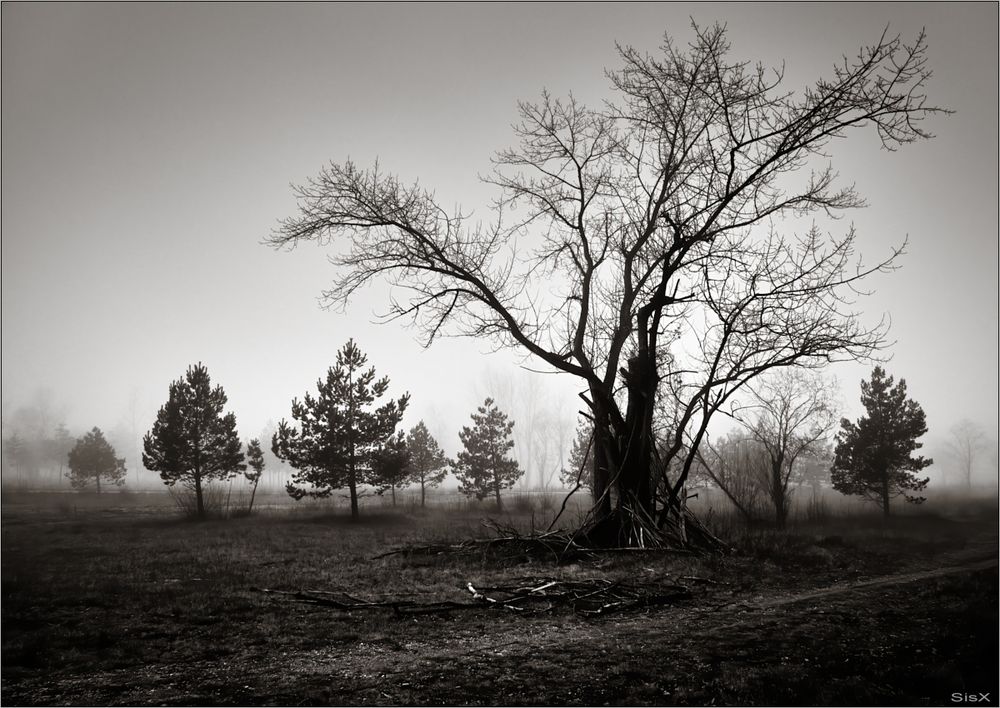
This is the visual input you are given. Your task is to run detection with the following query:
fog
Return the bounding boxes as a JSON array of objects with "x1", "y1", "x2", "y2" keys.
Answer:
[{"x1": 2, "y1": 3, "x2": 997, "y2": 490}]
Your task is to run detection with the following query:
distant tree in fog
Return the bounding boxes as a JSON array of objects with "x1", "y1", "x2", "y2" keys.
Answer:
[
  {"x1": 67, "y1": 427, "x2": 126, "y2": 492},
  {"x1": 695, "y1": 432, "x2": 769, "y2": 522},
  {"x1": 245, "y1": 438, "x2": 266, "y2": 513},
  {"x1": 831, "y1": 367, "x2": 931, "y2": 516},
  {"x1": 272, "y1": 339, "x2": 409, "y2": 520},
  {"x1": 143, "y1": 364, "x2": 246, "y2": 519},
  {"x1": 372, "y1": 430, "x2": 411, "y2": 506},
  {"x1": 732, "y1": 370, "x2": 836, "y2": 527},
  {"x1": 944, "y1": 419, "x2": 988, "y2": 488},
  {"x1": 3, "y1": 433, "x2": 32, "y2": 486},
  {"x1": 49, "y1": 424, "x2": 75, "y2": 484},
  {"x1": 454, "y1": 398, "x2": 521, "y2": 507},
  {"x1": 406, "y1": 421, "x2": 448, "y2": 507}
]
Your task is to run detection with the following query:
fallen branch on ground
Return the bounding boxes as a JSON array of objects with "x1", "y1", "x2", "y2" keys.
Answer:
[{"x1": 253, "y1": 576, "x2": 694, "y2": 617}]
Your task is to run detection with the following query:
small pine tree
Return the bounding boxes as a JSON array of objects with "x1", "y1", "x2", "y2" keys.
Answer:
[
  {"x1": 272, "y1": 339, "x2": 409, "y2": 519},
  {"x1": 454, "y1": 398, "x2": 521, "y2": 507},
  {"x1": 407, "y1": 421, "x2": 448, "y2": 507},
  {"x1": 831, "y1": 367, "x2": 932, "y2": 516},
  {"x1": 245, "y1": 438, "x2": 265, "y2": 513},
  {"x1": 143, "y1": 363, "x2": 246, "y2": 518},
  {"x1": 67, "y1": 427, "x2": 127, "y2": 493},
  {"x1": 372, "y1": 430, "x2": 411, "y2": 506},
  {"x1": 559, "y1": 419, "x2": 594, "y2": 495}
]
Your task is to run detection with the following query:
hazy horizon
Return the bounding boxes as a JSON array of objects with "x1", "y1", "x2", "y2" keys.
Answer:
[{"x1": 3, "y1": 3, "x2": 998, "y2": 483}]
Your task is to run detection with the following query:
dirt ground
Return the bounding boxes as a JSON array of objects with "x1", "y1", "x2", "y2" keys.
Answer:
[{"x1": 2, "y1": 493, "x2": 997, "y2": 706}]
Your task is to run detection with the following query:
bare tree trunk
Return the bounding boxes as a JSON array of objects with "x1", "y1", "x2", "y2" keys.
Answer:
[
  {"x1": 248, "y1": 479, "x2": 259, "y2": 514},
  {"x1": 881, "y1": 472, "x2": 891, "y2": 517},
  {"x1": 391, "y1": 484, "x2": 396, "y2": 507},
  {"x1": 195, "y1": 474, "x2": 205, "y2": 519},
  {"x1": 96, "y1": 473, "x2": 101, "y2": 494},
  {"x1": 348, "y1": 471, "x2": 359, "y2": 520},
  {"x1": 771, "y1": 459, "x2": 787, "y2": 528},
  {"x1": 586, "y1": 359, "x2": 661, "y2": 545},
  {"x1": 420, "y1": 479, "x2": 426, "y2": 507},
  {"x1": 619, "y1": 356, "x2": 655, "y2": 518}
]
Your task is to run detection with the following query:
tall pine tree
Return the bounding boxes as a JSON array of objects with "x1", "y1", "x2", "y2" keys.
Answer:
[
  {"x1": 454, "y1": 398, "x2": 521, "y2": 507},
  {"x1": 143, "y1": 364, "x2": 246, "y2": 518},
  {"x1": 272, "y1": 339, "x2": 409, "y2": 519},
  {"x1": 67, "y1": 427, "x2": 127, "y2": 492},
  {"x1": 831, "y1": 367, "x2": 932, "y2": 516},
  {"x1": 407, "y1": 421, "x2": 448, "y2": 507}
]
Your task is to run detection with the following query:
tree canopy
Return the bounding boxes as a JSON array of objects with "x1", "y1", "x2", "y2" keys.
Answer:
[
  {"x1": 269, "y1": 23, "x2": 945, "y2": 545},
  {"x1": 67, "y1": 427, "x2": 127, "y2": 493},
  {"x1": 831, "y1": 366, "x2": 931, "y2": 515},
  {"x1": 406, "y1": 421, "x2": 449, "y2": 507},
  {"x1": 143, "y1": 363, "x2": 246, "y2": 518},
  {"x1": 272, "y1": 339, "x2": 409, "y2": 519},
  {"x1": 454, "y1": 398, "x2": 521, "y2": 506}
]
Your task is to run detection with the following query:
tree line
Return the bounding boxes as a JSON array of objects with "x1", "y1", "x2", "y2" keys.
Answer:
[
  {"x1": 131, "y1": 339, "x2": 522, "y2": 519},
  {"x1": 11, "y1": 347, "x2": 963, "y2": 525}
]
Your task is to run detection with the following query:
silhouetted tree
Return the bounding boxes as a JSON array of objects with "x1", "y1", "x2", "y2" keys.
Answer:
[
  {"x1": 406, "y1": 421, "x2": 448, "y2": 506},
  {"x1": 831, "y1": 367, "x2": 931, "y2": 516},
  {"x1": 269, "y1": 24, "x2": 945, "y2": 545},
  {"x1": 143, "y1": 363, "x2": 246, "y2": 519},
  {"x1": 454, "y1": 398, "x2": 521, "y2": 507},
  {"x1": 272, "y1": 340, "x2": 409, "y2": 519},
  {"x1": 372, "y1": 430, "x2": 411, "y2": 506},
  {"x1": 733, "y1": 370, "x2": 836, "y2": 526},
  {"x1": 67, "y1": 427, "x2": 126, "y2": 492},
  {"x1": 245, "y1": 438, "x2": 265, "y2": 513}
]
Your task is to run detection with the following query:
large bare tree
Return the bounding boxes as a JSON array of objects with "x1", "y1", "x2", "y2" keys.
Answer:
[{"x1": 268, "y1": 24, "x2": 944, "y2": 546}]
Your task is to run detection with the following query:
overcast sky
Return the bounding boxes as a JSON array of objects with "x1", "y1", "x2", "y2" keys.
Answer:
[{"x1": 3, "y1": 2, "x2": 997, "y2": 463}]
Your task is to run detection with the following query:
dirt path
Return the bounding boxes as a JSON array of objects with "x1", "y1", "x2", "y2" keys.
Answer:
[{"x1": 749, "y1": 555, "x2": 998, "y2": 609}]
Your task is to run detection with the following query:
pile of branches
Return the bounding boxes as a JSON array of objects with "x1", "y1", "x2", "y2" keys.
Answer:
[
  {"x1": 254, "y1": 575, "x2": 695, "y2": 617},
  {"x1": 466, "y1": 576, "x2": 693, "y2": 615},
  {"x1": 372, "y1": 519, "x2": 712, "y2": 565},
  {"x1": 373, "y1": 527, "x2": 591, "y2": 564}
]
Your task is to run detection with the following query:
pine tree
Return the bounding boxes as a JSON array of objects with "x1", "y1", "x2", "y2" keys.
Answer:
[
  {"x1": 407, "y1": 421, "x2": 448, "y2": 507},
  {"x1": 372, "y1": 431, "x2": 411, "y2": 506},
  {"x1": 272, "y1": 339, "x2": 409, "y2": 519},
  {"x1": 559, "y1": 419, "x2": 594, "y2": 495},
  {"x1": 831, "y1": 367, "x2": 932, "y2": 516},
  {"x1": 143, "y1": 363, "x2": 246, "y2": 518},
  {"x1": 67, "y1": 427, "x2": 127, "y2": 492},
  {"x1": 245, "y1": 438, "x2": 265, "y2": 513},
  {"x1": 454, "y1": 398, "x2": 521, "y2": 507}
]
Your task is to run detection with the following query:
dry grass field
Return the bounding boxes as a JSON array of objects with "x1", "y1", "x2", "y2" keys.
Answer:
[{"x1": 2, "y1": 489, "x2": 997, "y2": 706}]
